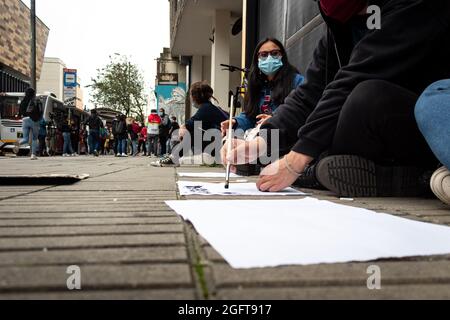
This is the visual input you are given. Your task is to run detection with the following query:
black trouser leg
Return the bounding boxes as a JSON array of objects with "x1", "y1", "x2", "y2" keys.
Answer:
[
  {"x1": 160, "y1": 136, "x2": 168, "y2": 155},
  {"x1": 330, "y1": 80, "x2": 437, "y2": 168}
]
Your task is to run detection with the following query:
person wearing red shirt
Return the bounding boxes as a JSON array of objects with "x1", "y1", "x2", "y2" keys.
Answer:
[
  {"x1": 138, "y1": 125, "x2": 148, "y2": 156},
  {"x1": 147, "y1": 110, "x2": 161, "y2": 157}
]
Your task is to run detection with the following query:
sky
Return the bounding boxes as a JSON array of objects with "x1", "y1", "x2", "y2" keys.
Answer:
[{"x1": 22, "y1": 0, "x2": 170, "y2": 110}]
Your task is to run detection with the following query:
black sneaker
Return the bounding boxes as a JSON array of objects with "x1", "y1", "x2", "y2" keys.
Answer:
[
  {"x1": 293, "y1": 165, "x2": 326, "y2": 190},
  {"x1": 316, "y1": 155, "x2": 431, "y2": 197}
]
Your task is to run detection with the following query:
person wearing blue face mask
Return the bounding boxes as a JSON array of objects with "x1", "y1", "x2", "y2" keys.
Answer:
[{"x1": 221, "y1": 38, "x2": 304, "y2": 134}]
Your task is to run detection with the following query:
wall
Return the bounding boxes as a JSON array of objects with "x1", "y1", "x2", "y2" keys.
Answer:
[
  {"x1": 0, "y1": 0, "x2": 49, "y2": 80},
  {"x1": 155, "y1": 83, "x2": 187, "y2": 124},
  {"x1": 155, "y1": 48, "x2": 187, "y2": 123}
]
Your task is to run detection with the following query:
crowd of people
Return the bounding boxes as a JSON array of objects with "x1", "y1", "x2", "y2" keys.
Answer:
[
  {"x1": 77, "y1": 108, "x2": 180, "y2": 158},
  {"x1": 14, "y1": 97, "x2": 181, "y2": 159}
]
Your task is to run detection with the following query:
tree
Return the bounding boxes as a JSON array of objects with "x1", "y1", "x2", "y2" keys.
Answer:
[{"x1": 88, "y1": 54, "x2": 147, "y2": 122}]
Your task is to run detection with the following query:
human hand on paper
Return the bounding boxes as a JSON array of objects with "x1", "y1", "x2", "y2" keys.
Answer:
[
  {"x1": 257, "y1": 152, "x2": 313, "y2": 192},
  {"x1": 256, "y1": 114, "x2": 272, "y2": 125},
  {"x1": 221, "y1": 136, "x2": 267, "y2": 167},
  {"x1": 221, "y1": 119, "x2": 237, "y2": 137}
]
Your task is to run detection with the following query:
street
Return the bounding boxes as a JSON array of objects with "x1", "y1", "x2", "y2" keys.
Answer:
[{"x1": 0, "y1": 156, "x2": 449, "y2": 299}]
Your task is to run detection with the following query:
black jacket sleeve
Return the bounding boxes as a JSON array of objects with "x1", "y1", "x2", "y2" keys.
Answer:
[{"x1": 261, "y1": 33, "x2": 339, "y2": 156}]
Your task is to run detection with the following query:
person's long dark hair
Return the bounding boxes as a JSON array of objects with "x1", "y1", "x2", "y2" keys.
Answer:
[{"x1": 245, "y1": 38, "x2": 299, "y2": 119}]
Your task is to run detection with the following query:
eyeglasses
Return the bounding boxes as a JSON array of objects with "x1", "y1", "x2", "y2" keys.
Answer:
[{"x1": 258, "y1": 50, "x2": 283, "y2": 60}]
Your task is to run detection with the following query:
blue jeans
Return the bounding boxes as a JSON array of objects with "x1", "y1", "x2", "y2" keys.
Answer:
[
  {"x1": 131, "y1": 139, "x2": 138, "y2": 155},
  {"x1": 117, "y1": 139, "x2": 127, "y2": 155},
  {"x1": 63, "y1": 132, "x2": 74, "y2": 155},
  {"x1": 20, "y1": 117, "x2": 39, "y2": 156},
  {"x1": 88, "y1": 129, "x2": 100, "y2": 154},
  {"x1": 147, "y1": 135, "x2": 159, "y2": 156},
  {"x1": 415, "y1": 79, "x2": 450, "y2": 170}
]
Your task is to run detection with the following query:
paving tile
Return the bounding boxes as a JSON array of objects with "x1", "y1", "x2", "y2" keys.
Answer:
[
  {"x1": 0, "y1": 264, "x2": 193, "y2": 290},
  {"x1": 210, "y1": 261, "x2": 450, "y2": 288},
  {"x1": 0, "y1": 289, "x2": 197, "y2": 300},
  {"x1": 216, "y1": 284, "x2": 450, "y2": 300},
  {"x1": 0, "y1": 234, "x2": 186, "y2": 251},
  {"x1": 0, "y1": 247, "x2": 189, "y2": 266}
]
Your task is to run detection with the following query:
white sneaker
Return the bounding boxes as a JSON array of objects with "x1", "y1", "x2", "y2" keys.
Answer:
[
  {"x1": 63, "y1": 154, "x2": 69, "y2": 157},
  {"x1": 30, "y1": 154, "x2": 38, "y2": 160},
  {"x1": 151, "y1": 156, "x2": 179, "y2": 167},
  {"x1": 430, "y1": 167, "x2": 450, "y2": 206},
  {"x1": 122, "y1": 153, "x2": 128, "y2": 157}
]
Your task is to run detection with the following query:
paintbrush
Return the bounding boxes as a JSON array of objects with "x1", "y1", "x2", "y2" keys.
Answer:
[{"x1": 225, "y1": 98, "x2": 235, "y2": 189}]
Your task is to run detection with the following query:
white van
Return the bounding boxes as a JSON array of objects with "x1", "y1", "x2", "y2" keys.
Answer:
[
  {"x1": 0, "y1": 92, "x2": 66, "y2": 155},
  {"x1": 0, "y1": 92, "x2": 26, "y2": 154}
]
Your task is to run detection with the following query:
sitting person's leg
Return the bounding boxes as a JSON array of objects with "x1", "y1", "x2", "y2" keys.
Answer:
[
  {"x1": 331, "y1": 80, "x2": 436, "y2": 166},
  {"x1": 415, "y1": 79, "x2": 450, "y2": 205},
  {"x1": 317, "y1": 80, "x2": 438, "y2": 197},
  {"x1": 415, "y1": 80, "x2": 450, "y2": 169}
]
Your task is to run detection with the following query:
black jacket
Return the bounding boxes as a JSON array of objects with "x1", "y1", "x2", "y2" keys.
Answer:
[
  {"x1": 185, "y1": 101, "x2": 228, "y2": 133},
  {"x1": 85, "y1": 115, "x2": 104, "y2": 131},
  {"x1": 262, "y1": 0, "x2": 450, "y2": 158},
  {"x1": 61, "y1": 123, "x2": 71, "y2": 133}
]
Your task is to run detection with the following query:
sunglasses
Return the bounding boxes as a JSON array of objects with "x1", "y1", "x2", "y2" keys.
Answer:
[{"x1": 258, "y1": 50, "x2": 283, "y2": 60}]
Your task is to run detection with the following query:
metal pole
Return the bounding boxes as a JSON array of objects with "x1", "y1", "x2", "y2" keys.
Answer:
[{"x1": 30, "y1": 0, "x2": 37, "y2": 90}]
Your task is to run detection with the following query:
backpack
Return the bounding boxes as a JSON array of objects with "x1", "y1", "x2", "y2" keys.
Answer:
[
  {"x1": 26, "y1": 99, "x2": 43, "y2": 122},
  {"x1": 115, "y1": 120, "x2": 125, "y2": 135}
]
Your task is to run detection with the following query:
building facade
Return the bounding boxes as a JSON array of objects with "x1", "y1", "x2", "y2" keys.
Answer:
[
  {"x1": 37, "y1": 57, "x2": 66, "y2": 99},
  {"x1": 0, "y1": 0, "x2": 49, "y2": 92},
  {"x1": 154, "y1": 48, "x2": 187, "y2": 124},
  {"x1": 37, "y1": 58, "x2": 84, "y2": 110},
  {"x1": 170, "y1": 0, "x2": 243, "y2": 112},
  {"x1": 168, "y1": 0, "x2": 325, "y2": 117}
]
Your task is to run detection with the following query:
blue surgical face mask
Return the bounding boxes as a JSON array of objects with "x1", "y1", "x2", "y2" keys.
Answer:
[{"x1": 258, "y1": 56, "x2": 283, "y2": 76}]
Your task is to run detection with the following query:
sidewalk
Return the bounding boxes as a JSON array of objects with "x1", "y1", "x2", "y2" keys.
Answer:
[{"x1": 0, "y1": 156, "x2": 449, "y2": 299}]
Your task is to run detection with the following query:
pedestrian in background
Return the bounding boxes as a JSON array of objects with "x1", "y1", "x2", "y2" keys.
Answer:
[
  {"x1": 99, "y1": 125, "x2": 108, "y2": 155},
  {"x1": 147, "y1": 109, "x2": 161, "y2": 157},
  {"x1": 38, "y1": 117, "x2": 47, "y2": 157},
  {"x1": 115, "y1": 114, "x2": 128, "y2": 157},
  {"x1": 159, "y1": 108, "x2": 171, "y2": 156},
  {"x1": 61, "y1": 121, "x2": 75, "y2": 157},
  {"x1": 84, "y1": 109, "x2": 104, "y2": 157},
  {"x1": 14, "y1": 88, "x2": 43, "y2": 160},
  {"x1": 138, "y1": 125, "x2": 147, "y2": 156},
  {"x1": 111, "y1": 115, "x2": 120, "y2": 156},
  {"x1": 128, "y1": 119, "x2": 140, "y2": 156},
  {"x1": 168, "y1": 116, "x2": 180, "y2": 154},
  {"x1": 70, "y1": 120, "x2": 79, "y2": 155},
  {"x1": 46, "y1": 113, "x2": 57, "y2": 156}
]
